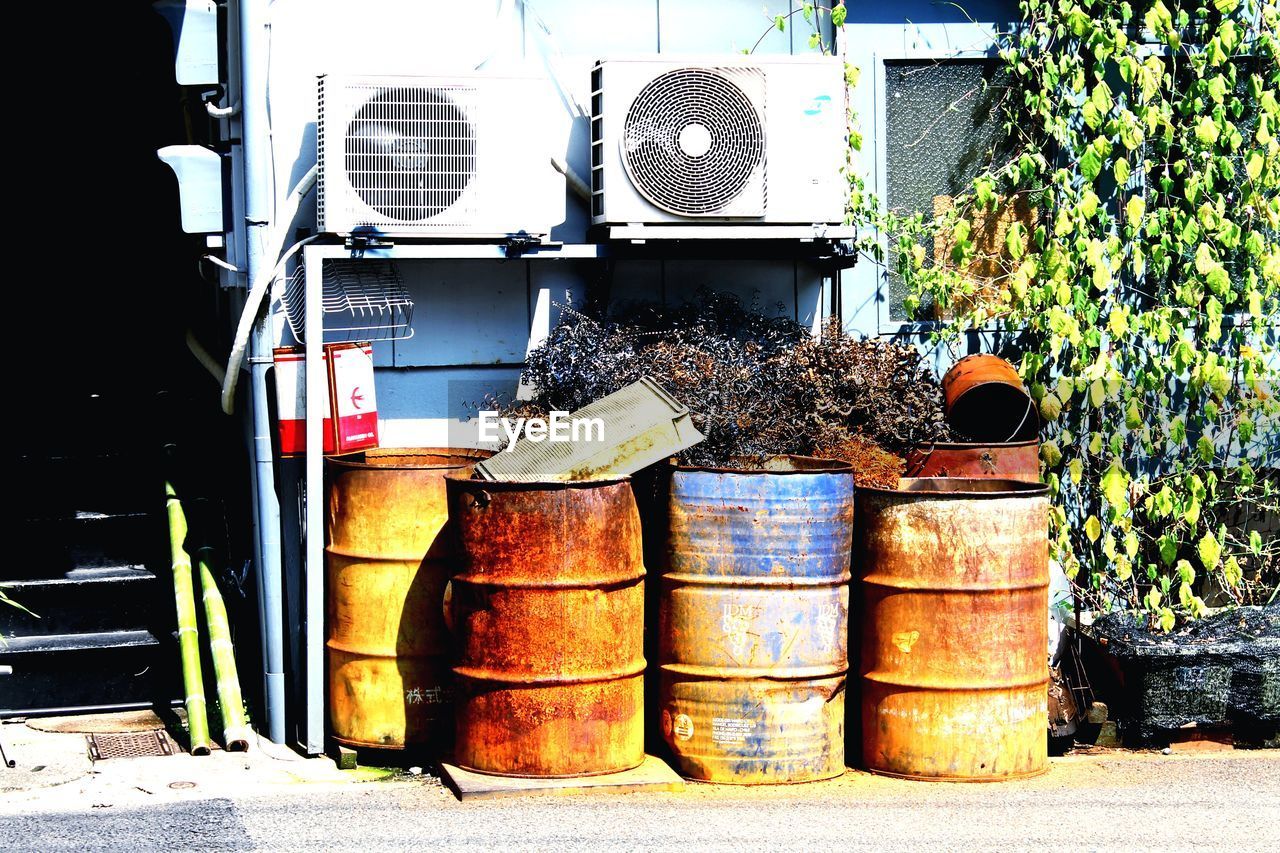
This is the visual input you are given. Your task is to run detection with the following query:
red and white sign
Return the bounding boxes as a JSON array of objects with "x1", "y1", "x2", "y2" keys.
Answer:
[{"x1": 274, "y1": 343, "x2": 379, "y2": 456}]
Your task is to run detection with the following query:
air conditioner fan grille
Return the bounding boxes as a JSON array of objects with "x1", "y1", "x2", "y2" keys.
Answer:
[
  {"x1": 344, "y1": 86, "x2": 477, "y2": 222},
  {"x1": 622, "y1": 68, "x2": 764, "y2": 215}
]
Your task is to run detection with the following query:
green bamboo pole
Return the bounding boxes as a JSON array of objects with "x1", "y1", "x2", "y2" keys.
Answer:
[
  {"x1": 165, "y1": 481, "x2": 212, "y2": 756},
  {"x1": 195, "y1": 546, "x2": 252, "y2": 752}
]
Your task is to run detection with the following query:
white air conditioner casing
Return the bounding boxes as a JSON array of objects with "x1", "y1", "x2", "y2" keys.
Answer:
[
  {"x1": 318, "y1": 73, "x2": 564, "y2": 238},
  {"x1": 591, "y1": 56, "x2": 847, "y2": 228}
]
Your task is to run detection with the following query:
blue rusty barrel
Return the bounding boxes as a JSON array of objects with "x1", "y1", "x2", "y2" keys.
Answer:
[{"x1": 660, "y1": 456, "x2": 854, "y2": 783}]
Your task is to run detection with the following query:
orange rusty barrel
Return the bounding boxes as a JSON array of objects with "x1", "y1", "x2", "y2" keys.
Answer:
[
  {"x1": 905, "y1": 440, "x2": 1040, "y2": 483},
  {"x1": 326, "y1": 448, "x2": 487, "y2": 751},
  {"x1": 661, "y1": 456, "x2": 854, "y2": 784},
  {"x1": 858, "y1": 477, "x2": 1050, "y2": 781},
  {"x1": 446, "y1": 475, "x2": 645, "y2": 777},
  {"x1": 941, "y1": 354, "x2": 1039, "y2": 443}
]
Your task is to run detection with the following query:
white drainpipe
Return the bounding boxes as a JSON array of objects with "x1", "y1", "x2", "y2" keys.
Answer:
[{"x1": 234, "y1": 0, "x2": 287, "y2": 744}]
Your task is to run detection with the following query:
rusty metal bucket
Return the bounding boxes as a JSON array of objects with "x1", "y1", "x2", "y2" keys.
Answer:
[
  {"x1": 661, "y1": 456, "x2": 854, "y2": 784},
  {"x1": 941, "y1": 354, "x2": 1039, "y2": 443},
  {"x1": 446, "y1": 475, "x2": 646, "y2": 777},
  {"x1": 857, "y1": 477, "x2": 1050, "y2": 781},
  {"x1": 326, "y1": 448, "x2": 487, "y2": 751},
  {"x1": 905, "y1": 440, "x2": 1040, "y2": 483}
]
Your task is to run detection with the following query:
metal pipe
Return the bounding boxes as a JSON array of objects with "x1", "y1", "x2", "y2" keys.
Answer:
[{"x1": 235, "y1": 0, "x2": 286, "y2": 745}]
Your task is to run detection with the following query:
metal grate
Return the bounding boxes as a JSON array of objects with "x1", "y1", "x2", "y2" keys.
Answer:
[
  {"x1": 86, "y1": 731, "x2": 176, "y2": 761},
  {"x1": 282, "y1": 260, "x2": 414, "y2": 344},
  {"x1": 622, "y1": 67, "x2": 766, "y2": 216},
  {"x1": 343, "y1": 84, "x2": 478, "y2": 223}
]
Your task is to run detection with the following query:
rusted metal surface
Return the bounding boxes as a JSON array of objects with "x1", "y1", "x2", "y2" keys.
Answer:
[
  {"x1": 941, "y1": 354, "x2": 1039, "y2": 443},
  {"x1": 326, "y1": 449, "x2": 486, "y2": 750},
  {"x1": 906, "y1": 440, "x2": 1040, "y2": 483},
  {"x1": 858, "y1": 477, "x2": 1050, "y2": 781},
  {"x1": 661, "y1": 456, "x2": 854, "y2": 784},
  {"x1": 447, "y1": 475, "x2": 646, "y2": 778}
]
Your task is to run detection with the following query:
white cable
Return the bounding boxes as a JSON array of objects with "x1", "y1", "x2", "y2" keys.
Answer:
[
  {"x1": 203, "y1": 254, "x2": 242, "y2": 273},
  {"x1": 219, "y1": 164, "x2": 318, "y2": 415},
  {"x1": 551, "y1": 155, "x2": 591, "y2": 201},
  {"x1": 206, "y1": 99, "x2": 240, "y2": 118},
  {"x1": 186, "y1": 329, "x2": 227, "y2": 385}
]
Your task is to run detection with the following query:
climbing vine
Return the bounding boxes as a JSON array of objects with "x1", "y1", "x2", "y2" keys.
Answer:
[{"x1": 767, "y1": 0, "x2": 1280, "y2": 625}]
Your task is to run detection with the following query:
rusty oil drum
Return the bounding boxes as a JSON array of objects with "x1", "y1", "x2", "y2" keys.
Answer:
[
  {"x1": 857, "y1": 477, "x2": 1050, "y2": 781},
  {"x1": 941, "y1": 354, "x2": 1039, "y2": 443},
  {"x1": 906, "y1": 440, "x2": 1040, "y2": 483},
  {"x1": 446, "y1": 475, "x2": 645, "y2": 777},
  {"x1": 661, "y1": 456, "x2": 854, "y2": 783},
  {"x1": 326, "y1": 448, "x2": 487, "y2": 750}
]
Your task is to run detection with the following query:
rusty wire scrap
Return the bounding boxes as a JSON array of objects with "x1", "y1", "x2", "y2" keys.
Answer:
[{"x1": 506, "y1": 293, "x2": 949, "y2": 481}]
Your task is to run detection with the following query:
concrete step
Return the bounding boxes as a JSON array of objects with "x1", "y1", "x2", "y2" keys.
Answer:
[
  {"x1": 0, "y1": 629, "x2": 179, "y2": 717},
  {"x1": 1, "y1": 566, "x2": 166, "y2": 636}
]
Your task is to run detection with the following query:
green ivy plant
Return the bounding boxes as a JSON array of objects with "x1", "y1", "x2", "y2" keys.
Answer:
[{"x1": 765, "y1": 0, "x2": 1280, "y2": 626}]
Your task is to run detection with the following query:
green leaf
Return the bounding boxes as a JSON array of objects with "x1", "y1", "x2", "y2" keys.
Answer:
[
  {"x1": 1114, "y1": 157, "x2": 1131, "y2": 185},
  {"x1": 0, "y1": 586, "x2": 38, "y2": 618},
  {"x1": 1102, "y1": 461, "x2": 1129, "y2": 507},
  {"x1": 1069, "y1": 457, "x2": 1083, "y2": 484},
  {"x1": 831, "y1": 2, "x2": 847, "y2": 27},
  {"x1": 1126, "y1": 194, "x2": 1146, "y2": 225},
  {"x1": 1040, "y1": 391, "x2": 1063, "y2": 422},
  {"x1": 808, "y1": 32, "x2": 821, "y2": 49},
  {"x1": 1159, "y1": 534, "x2": 1178, "y2": 566},
  {"x1": 1125, "y1": 399, "x2": 1142, "y2": 429},
  {"x1": 1250, "y1": 530, "x2": 1263, "y2": 555},
  {"x1": 1195, "y1": 116, "x2": 1221, "y2": 146},
  {"x1": 1177, "y1": 559, "x2": 1196, "y2": 586},
  {"x1": 1079, "y1": 190, "x2": 1099, "y2": 219},
  {"x1": 1080, "y1": 142, "x2": 1104, "y2": 182},
  {"x1": 1090, "y1": 379, "x2": 1105, "y2": 407},
  {"x1": 1205, "y1": 295, "x2": 1223, "y2": 342},
  {"x1": 1006, "y1": 222, "x2": 1026, "y2": 260},
  {"x1": 1246, "y1": 151, "x2": 1264, "y2": 182},
  {"x1": 1197, "y1": 532, "x2": 1222, "y2": 571},
  {"x1": 1090, "y1": 81, "x2": 1114, "y2": 116},
  {"x1": 974, "y1": 176, "x2": 995, "y2": 210},
  {"x1": 1185, "y1": 497, "x2": 1202, "y2": 526},
  {"x1": 1223, "y1": 557, "x2": 1242, "y2": 587},
  {"x1": 775, "y1": 14, "x2": 786, "y2": 32},
  {"x1": 1197, "y1": 435, "x2": 1215, "y2": 464},
  {"x1": 1085, "y1": 515, "x2": 1102, "y2": 543},
  {"x1": 1213, "y1": 0, "x2": 1240, "y2": 13},
  {"x1": 1158, "y1": 608, "x2": 1176, "y2": 632},
  {"x1": 1040, "y1": 441, "x2": 1062, "y2": 467}
]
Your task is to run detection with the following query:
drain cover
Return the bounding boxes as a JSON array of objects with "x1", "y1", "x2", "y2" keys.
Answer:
[{"x1": 87, "y1": 731, "x2": 176, "y2": 761}]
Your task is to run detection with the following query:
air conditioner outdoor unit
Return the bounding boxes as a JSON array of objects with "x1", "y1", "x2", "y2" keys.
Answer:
[
  {"x1": 590, "y1": 56, "x2": 848, "y2": 230},
  {"x1": 317, "y1": 74, "x2": 564, "y2": 239}
]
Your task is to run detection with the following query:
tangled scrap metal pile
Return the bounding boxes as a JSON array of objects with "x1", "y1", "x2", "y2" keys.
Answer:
[{"x1": 508, "y1": 293, "x2": 949, "y2": 483}]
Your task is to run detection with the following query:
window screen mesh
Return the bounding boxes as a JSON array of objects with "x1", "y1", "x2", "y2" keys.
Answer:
[{"x1": 883, "y1": 59, "x2": 1012, "y2": 321}]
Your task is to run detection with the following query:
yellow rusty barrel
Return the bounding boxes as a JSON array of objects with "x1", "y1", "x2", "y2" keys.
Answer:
[
  {"x1": 446, "y1": 475, "x2": 646, "y2": 777},
  {"x1": 661, "y1": 456, "x2": 854, "y2": 784},
  {"x1": 326, "y1": 448, "x2": 486, "y2": 750},
  {"x1": 858, "y1": 477, "x2": 1050, "y2": 781}
]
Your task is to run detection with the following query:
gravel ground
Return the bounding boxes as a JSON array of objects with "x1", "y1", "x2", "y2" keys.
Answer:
[{"x1": 2, "y1": 749, "x2": 1278, "y2": 852}]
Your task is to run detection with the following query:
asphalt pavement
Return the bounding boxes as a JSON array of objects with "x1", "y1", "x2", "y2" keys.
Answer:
[{"x1": 2, "y1": 748, "x2": 1278, "y2": 851}]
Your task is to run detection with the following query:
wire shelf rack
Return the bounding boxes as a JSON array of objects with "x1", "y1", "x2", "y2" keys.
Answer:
[{"x1": 283, "y1": 260, "x2": 414, "y2": 344}]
